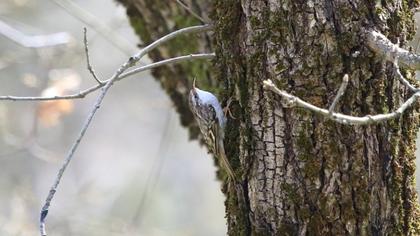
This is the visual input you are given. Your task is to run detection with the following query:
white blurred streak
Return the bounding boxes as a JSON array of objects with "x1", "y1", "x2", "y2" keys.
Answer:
[
  {"x1": 51, "y1": 0, "x2": 138, "y2": 55},
  {"x1": 130, "y1": 108, "x2": 173, "y2": 228},
  {"x1": 0, "y1": 20, "x2": 71, "y2": 48}
]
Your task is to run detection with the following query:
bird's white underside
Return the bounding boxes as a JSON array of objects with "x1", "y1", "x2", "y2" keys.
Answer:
[{"x1": 194, "y1": 88, "x2": 227, "y2": 128}]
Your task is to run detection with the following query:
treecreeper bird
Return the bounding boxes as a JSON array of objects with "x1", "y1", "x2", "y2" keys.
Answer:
[{"x1": 188, "y1": 79, "x2": 236, "y2": 182}]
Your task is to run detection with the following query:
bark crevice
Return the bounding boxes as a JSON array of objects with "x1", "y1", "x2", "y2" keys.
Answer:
[{"x1": 117, "y1": 0, "x2": 420, "y2": 235}]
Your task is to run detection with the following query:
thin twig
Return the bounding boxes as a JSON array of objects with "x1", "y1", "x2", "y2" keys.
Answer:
[
  {"x1": 175, "y1": 0, "x2": 207, "y2": 23},
  {"x1": 51, "y1": 0, "x2": 137, "y2": 55},
  {"x1": 129, "y1": 24, "x2": 212, "y2": 63},
  {"x1": 415, "y1": 37, "x2": 420, "y2": 54},
  {"x1": 366, "y1": 29, "x2": 420, "y2": 70},
  {"x1": 263, "y1": 79, "x2": 420, "y2": 125},
  {"x1": 130, "y1": 109, "x2": 173, "y2": 227},
  {"x1": 393, "y1": 57, "x2": 419, "y2": 92},
  {"x1": 329, "y1": 74, "x2": 349, "y2": 114},
  {"x1": 0, "y1": 86, "x2": 98, "y2": 101},
  {"x1": 83, "y1": 27, "x2": 102, "y2": 84},
  {"x1": 119, "y1": 53, "x2": 215, "y2": 79},
  {"x1": 0, "y1": 53, "x2": 215, "y2": 101},
  {"x1": 39, "y1": 24, "x2": 213, "y2": 236},
  {"x1": 39, "y1": 58, "x2": 122, "y2": 236}
]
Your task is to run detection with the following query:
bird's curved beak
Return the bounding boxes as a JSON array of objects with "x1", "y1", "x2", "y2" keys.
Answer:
[{"x1": 192, "y1": 77, "x2": 196, "y2": 90}]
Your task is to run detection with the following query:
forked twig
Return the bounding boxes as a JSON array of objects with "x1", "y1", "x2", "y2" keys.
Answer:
[
  {"x1": 263, "y1": 74, "x2": 420, "y2": 125},
  {"x1": 83, "y1": 27, "x2": 102, "y2": 84}
]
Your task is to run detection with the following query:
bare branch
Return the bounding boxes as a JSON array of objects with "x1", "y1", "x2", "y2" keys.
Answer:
[
  {"x1": 263, "y1": 79, "x2": 420, "y2": 125},
  {"x1": 0, "y1": 86, "x2": 98, "y2": 101},
  {"x1": 265, "y1": 30, "x2": 420, "y2": 125},
  {"x1": 329, "y1": 74, "x2": 349, "y2": 114},
  {"x1": 0, "y1": 53, "x2": 214, "y2": 101},
  {"x1": 0, "y1": 19, "x2": 71, "y2": 48},
  {"x1": 38, "y1": 24, "x2": 213, "y2": 236},
  {"x1": 83, "y1": 27, "x2": 102, "y2": 84},
  {"x1": 366, "y1": 29, "x2": 420, "y2": 70},
  {"x1": 129, "y1": 24, "x2": 213, "y2": 63},
  {"x1": 393, "y1": 58, "x2": 419, "y2": 92},
  {"x1": 120, "y1": 53, "x2": 215, "y2": 79},
  {"x1": 39, "y1": 68, "x2": 118, "y2": 236},
  {"x1": 175, "y1": 0, "x2": 207, "y2": 23}
]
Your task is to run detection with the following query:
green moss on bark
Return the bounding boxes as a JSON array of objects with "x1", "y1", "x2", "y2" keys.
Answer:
[{"x1": 118, "y1": 0, "x2": 420, "y2": 235}]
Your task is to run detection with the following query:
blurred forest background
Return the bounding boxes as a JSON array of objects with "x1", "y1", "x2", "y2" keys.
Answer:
[
  {"x1": 0, "y1": 0, "x2": 225, "y2": 235},
  {"x1": 0, "y1": 0, "x2": 420, "y2": 236}
]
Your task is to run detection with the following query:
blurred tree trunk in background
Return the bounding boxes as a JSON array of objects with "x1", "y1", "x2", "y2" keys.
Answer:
[{"x1": 117, "y1": 0, "x2": 420, "y2": 235}]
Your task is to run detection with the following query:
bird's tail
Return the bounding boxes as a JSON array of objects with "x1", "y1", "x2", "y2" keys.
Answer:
[
  {"x1": 218, "y1": 140, "x2": 236, "y2": 182},
  {"x1": 218, "y1": 140, "x2": 247, "y2": 205}
]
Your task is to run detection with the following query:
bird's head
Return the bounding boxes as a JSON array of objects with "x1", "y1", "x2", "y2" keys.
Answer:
[{"x1": 189, "y1": 77, "x2": 201, "y2": 107}]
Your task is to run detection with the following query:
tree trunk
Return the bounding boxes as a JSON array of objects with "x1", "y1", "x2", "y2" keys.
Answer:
[{"x1": 117, "y1": 0, "x2": 420, "y2": 235}]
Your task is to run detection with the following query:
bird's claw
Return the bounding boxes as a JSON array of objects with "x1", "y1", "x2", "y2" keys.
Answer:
[{"x1": 223, "y1": 97, "x2": 236, "y2": 119}]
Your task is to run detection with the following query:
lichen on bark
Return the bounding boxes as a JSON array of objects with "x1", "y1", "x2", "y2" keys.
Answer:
[
  {"x1": 117, "y1": 0, "x2": 420, "y2": 235},
  {"x1": 213, "y1": 0, "x2": 420, "y2": 235}
]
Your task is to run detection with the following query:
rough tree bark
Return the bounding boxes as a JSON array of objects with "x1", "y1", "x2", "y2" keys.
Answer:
[{"x1": 117, "y1": 0, "x2": 420, "y2": 235}]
